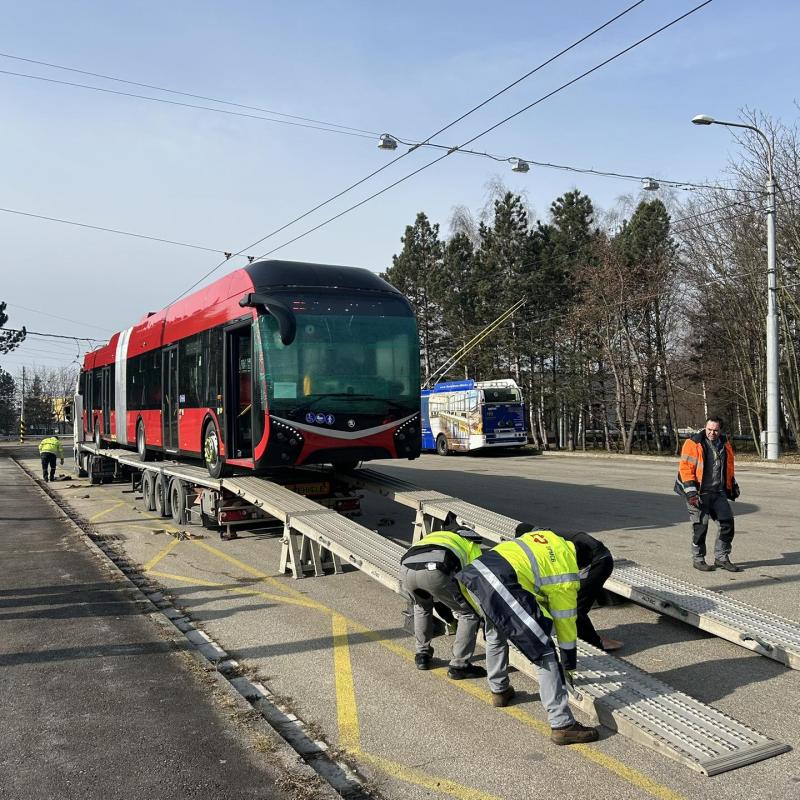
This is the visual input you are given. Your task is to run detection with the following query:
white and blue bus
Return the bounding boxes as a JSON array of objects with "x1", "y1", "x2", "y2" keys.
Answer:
[{"x1": 421, "y1": 379, "x2": 527, "y2": 455}]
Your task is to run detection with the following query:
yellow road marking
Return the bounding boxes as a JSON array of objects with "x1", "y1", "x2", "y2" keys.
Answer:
[
  {"x1": 143, "y1": 537, "x2": 181, "y2": 571},
  {"x1": 147, "y1": 570, "x2": 322, "y2": 610},
  {"x1": 192, "y1": 539, "x2": 326, "y2": 608},
  {"x1": 89, "y1": 500, "x2": 126, "y2": 522},
  {"x1": 163, "y1": 540, "x2": 686, "y2": 800},
  {"x1": 359, "y1": 752, "x2": 503, "y2": 800},
  {"x1": 331, "y1": 614, "x2": 360, "y2": 751}
]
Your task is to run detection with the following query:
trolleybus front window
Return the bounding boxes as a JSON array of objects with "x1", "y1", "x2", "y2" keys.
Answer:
[{"x1": 257, "y1": 293, "x2": 418, "y2": 426}]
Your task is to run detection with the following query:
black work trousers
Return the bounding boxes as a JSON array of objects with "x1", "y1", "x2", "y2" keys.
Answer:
[
  {"x1": 41, "y1": 452, "x2": 57, "y2": 480},
  {"x1": 576, "y1": 552, "x2": 614, "y2": 650},
  {"x1": 688, "y1": 491, "x2": 734, "y2": 560}
]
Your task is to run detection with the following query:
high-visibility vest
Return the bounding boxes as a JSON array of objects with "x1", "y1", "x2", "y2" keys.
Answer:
[
  {"x1": 38, "y1": 436, "x2": 64, "y2": 458},
  {"x1": 457, "y1": 530, "x2": 579, "y2": 669},
  {"x1": 675, "y1": 432, "x2": 736, "y2": 497},
  {"x1": 401, "y1": 530, "x2": 482, "y2": 604}
]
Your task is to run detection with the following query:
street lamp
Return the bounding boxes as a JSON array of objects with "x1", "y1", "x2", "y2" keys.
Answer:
[{"x1": 692, "y1": 114, "x2": 780, "y2": 460}]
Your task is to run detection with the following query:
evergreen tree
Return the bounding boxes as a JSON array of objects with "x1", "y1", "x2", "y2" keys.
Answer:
[
  {"x1": 0, "y1": 368, "x2": 16, "y2": 434},
  {"x1": 382, "y1": 213, "x2": 445, "y2": 386},
  {"x1": 0, "y1": 302, "x2": 26, "y2": 354}
]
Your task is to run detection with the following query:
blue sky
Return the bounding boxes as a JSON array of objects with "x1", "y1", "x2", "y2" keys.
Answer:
[{"x1": 1, "y1": 0, "x2": 798, "y2": 370}]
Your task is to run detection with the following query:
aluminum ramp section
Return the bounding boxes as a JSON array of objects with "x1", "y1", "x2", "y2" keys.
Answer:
[
  {"x1": 607, "y1": 560, "x2": 800, "y2": 670},
  {"x1": 503, "y1": 639, "x2": 789, "y2": 775},
  {"x1": 223, "y1": 476, "x2": 404, "y2": 593}
]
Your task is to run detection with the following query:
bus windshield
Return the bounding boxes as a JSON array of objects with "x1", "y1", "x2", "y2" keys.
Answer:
[
  {"x1": 482, "y1": 387, "x2": 521, "y2": 403},
  {"x1": 256, "y1": 292, "x2": 419, "y2": 421}
]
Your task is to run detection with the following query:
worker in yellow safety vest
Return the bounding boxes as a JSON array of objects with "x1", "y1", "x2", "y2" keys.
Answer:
[
  {"x1": 400, "y1": 514, "x2": 512, "y2": 704},
  {"x1": 458, "y1": 526, "x2": 599, "y2": 745},
  {"x1": 38, "y1": 431, "x2": 64, "y2": 482}
]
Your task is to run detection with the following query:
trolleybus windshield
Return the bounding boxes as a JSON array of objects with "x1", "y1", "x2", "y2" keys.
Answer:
[{"x1": 256, "y1": 292, "x2": 419, "y2": 424}]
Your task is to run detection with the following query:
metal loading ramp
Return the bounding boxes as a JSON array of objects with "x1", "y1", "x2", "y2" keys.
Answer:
[
  {"x1": 529, "y1": 641, "x2": 790, "y2": 775},
  {"x1": 607, "y1": 560, "x2": 800, "y2": 670},
  {"x1": 344, "y1": 467, "x2": 800, "y2": 669}
]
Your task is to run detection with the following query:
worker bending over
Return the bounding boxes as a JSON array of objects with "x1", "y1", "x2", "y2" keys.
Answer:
[
  {"x1": 38, "y1": 431, "x2": 64, "y2": 482},
  {"x1": 458, "y1": 527, "x2": 599, "y2": 745}
]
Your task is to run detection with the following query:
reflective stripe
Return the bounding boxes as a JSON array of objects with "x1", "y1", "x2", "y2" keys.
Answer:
[
  {"x1": 471, "y1": 560, "x2": 551, "y2": 647},
  {"x1": 578, "y1": 566, "x2": 590, "y2": 579},
  {"x1": 539, "y1": 572, "x2": 580, "y2": 585},
  {"x1": 514, "y1": 538, "x2": 542, "y2": 590},
  {"x1": 681, "y1": 455, "x2": 699, "y2": 465},
  {"x1": 559, "y1": 640, "x2": 577, "y2": 650},
  {"x1": 551, "y1": 607, "x2": 577, "y2": 619}
]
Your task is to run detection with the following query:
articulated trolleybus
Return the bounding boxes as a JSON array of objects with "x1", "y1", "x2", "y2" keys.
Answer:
[
  {"x1": 76, "y1": 260, "x2": 421, "y2": 476},
  {"x1": 421, "y1": 379, "x2": 527, "y2": 455}
]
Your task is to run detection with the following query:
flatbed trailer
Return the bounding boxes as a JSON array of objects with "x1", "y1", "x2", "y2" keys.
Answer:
[{"x1": 74, "y1": 442, "x2": 362, "y2": 539}]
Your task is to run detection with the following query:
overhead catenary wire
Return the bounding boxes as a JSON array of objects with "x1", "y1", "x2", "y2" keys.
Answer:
[
  {"x1": 167, "y1": 0, "x2": 650, "y2": 303},
  {"x1": 250, "y1": 1, "x2": 716, "y2": 263},
  {"x1": 4, "y1": 302, "x2": 115, "y2": 334},
  {"x1": 0, "y1": 51, "x2": 380, "y2": 137},
  {"x1": 0, "y1": 68, "x2": 376, "y2": 140},
  {"x1": 0, "y1": 206, "x2": 238, "y2": 256}
]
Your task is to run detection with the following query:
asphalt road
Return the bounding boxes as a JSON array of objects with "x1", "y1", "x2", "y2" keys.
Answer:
[{"x1": 7, "y1": 443, "x2": 800, "y2": 800}]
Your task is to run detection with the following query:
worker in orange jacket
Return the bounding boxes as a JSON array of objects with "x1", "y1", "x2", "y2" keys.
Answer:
[{"x1": 674, "y1": 416, "x2": 741, "y2": 572}]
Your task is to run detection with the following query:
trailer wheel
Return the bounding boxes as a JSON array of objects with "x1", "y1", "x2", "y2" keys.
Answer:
[
  {"x1": 169, "y1": 478, "x2": 187, "y2": 524},
  {"x1": 141, "y1": 471, "x2": 157, "y2": 512},
  {"x1": 87, "y1": 456, "x2": 102, "y2": 485},
  {"x1": 154, "y1": 474, "x2": 171, "y2": 518},
  {"x1": 203, "y1": 420, "x2": 226, "y2": 478},
  {"x1": 136, "y1": 420, "x2": 152, "y2": 462},
  {"x1": 435, "y1": 435, "x2": 450, "y2": 456}
]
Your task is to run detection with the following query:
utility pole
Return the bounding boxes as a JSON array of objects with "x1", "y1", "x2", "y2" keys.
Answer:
[
  {"x1": 20, "y1": 366, "x2": 26, "y2": 443},
  {"x1": 692, "y1": 115, "x2": 781, "y2": 459}
]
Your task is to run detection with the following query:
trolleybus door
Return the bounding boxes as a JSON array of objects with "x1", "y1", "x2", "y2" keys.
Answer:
[
  {"x1": 225, "y1": 324, "x2": 253, "y2": 460},
  {"x1": 162, "y1": 346, "x2": 179, "y2": 452},
  {"x1": 101, "y1": 365, "x2": 112, "y2": 435}
]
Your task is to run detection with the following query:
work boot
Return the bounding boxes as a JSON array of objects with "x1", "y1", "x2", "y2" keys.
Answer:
[
  {"x1": 551, "y1": 721, "x2": 600, "y2": 745},
  {"x1": 714, "y1": 557, "x2": 743, "y2": 573},
  {"x1": 491, "y1": 686, "x2": 515, "y2": 707},
  {"x1": 447, "y1": 663, "x2": 487, "y2": 680},
  {"x1": 693, "y1": 559, "x2": 714, "y2": 572},
  {"x1": 415, "y1": 653, "x2": 433, "y2": 671}
]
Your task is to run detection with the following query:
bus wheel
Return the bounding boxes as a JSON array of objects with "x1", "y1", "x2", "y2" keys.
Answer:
[
  {"x1": 141, "y1": 471, "x2": 157, "y2": 512},
  {"x1": 136, "y1": 421, "x2": 151, "y2": 462},
  {"x1": 436, "y1": 435, "x2": 450, "y2": 456},
  {"x1": 203, "y1": 420, "x2": 226, "y2": 479}
]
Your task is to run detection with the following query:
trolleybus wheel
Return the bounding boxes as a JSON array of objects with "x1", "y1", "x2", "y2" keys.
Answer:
[
  {"x1": 154, "y1": 474, "x2": 171, "y2": 518},
  {"x1": 435, "y1": 435, "x2": 450, "y2": 456},
  {"x1": 136, "y1": 421, "x2": 152, "y2": 462},
  {"x1": 169, "y1": 478, "x2": 187, "y2": 524},
  {"x1": 203, "y1": 420, "x2": 226, "y2": 479},
  {"x1": 141, "y1": 471, "x2": 157, "y2": 512}
]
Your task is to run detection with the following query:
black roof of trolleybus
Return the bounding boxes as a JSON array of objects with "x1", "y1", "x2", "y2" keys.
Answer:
[{"x1": 244, "y1": 259, "x2": 405, "y2": 297}]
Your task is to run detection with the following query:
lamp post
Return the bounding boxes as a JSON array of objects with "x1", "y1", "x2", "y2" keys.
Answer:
[{"x1": 692, "y1": 114, "x2": 780, "y2": 460}]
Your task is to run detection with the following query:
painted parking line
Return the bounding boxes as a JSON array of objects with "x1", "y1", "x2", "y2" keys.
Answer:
[
  {"x1": 89, "y1": 500, "x2": 126, "y2": 522},
  {"x1": 149, "y1": 538, "x2": 687, "y2": 800},
  {"x1": 143, "y1": 537, "x2": 181, "y2": 572}
]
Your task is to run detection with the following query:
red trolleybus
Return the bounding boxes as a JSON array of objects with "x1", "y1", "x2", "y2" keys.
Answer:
[{"x1": 76, "y1": 260, "x2": 420, "y2": 476}]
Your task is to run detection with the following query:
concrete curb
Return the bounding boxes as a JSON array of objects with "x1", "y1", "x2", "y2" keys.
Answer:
[{"x1": 11, "y1": 457, "x2": 371, "y2": 800}]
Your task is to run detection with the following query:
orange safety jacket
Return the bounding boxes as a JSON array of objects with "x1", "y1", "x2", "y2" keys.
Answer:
[{"x1": 674, "y1": 431, "x2": 736, "y2": 498}]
